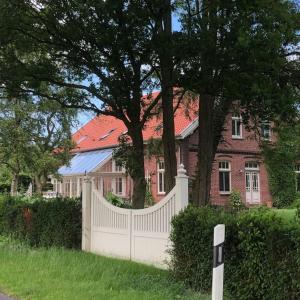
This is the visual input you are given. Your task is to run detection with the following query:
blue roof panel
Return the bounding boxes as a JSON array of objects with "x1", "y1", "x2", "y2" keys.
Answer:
[{"x1": 58, "y1": 149, "x2": 113, "y2": 176}]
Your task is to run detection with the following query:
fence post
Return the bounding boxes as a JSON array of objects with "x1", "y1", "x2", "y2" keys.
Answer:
[
  {"x1": 212, "y1": 224, "x2": 225, "y2": 300},
  {"x1": 82, "y1": 176, "x2": 92, "y2": 252},
  {"x1": 175, "y1": 164, "x2": 189, "y2": 213}
]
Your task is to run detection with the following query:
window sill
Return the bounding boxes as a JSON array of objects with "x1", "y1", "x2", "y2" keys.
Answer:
[
  {"x1": 232, "y1": 136, "x2": 243, "y2": 140},
  {"x1": 157, "y1": 192, "x2": 166, "y2": 195},
  {"x1": 219, "y1": 192, "x2": 231, "y2": 195}
]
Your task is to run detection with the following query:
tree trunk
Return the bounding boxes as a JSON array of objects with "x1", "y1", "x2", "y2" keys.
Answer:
[
  {"x1": 128, "y1": 127, "x2": 146, "y2": 209},
  {"x1": 10, "y1": 173, "x2": 19, "y2": 196},
  {"x1": 160, "y1": 0, "x2": 177, "y2": 193},
  {"x1": 192, "y1": 94, "x2": 215, "y2": 206},
  {"x1": 35, "y1": 175, "x2": 43, "y2": 195},
  {"x1": 161, "y1": 75, "x2": 177, "y2": 193}
]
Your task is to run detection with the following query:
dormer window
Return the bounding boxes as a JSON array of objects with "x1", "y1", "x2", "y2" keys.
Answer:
[
  {"x1": 232, "y1": 113, "x2": 242, "y2": 139},
  {"x1": 261, "y1": 122, "x2": 271, "y2": 141},
  {"x1": 77, "y1": 135, "x2": 87, "y2": 144},
  {"x1": 99, "y1": 128, "x2": 116, "y2": 141}
]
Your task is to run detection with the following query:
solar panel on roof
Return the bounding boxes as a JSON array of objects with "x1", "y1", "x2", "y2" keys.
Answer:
[{"x1": 58, "y1": 149, "x2": 112, "y2": 176}]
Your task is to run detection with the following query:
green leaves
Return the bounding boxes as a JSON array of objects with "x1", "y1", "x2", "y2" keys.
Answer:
[
  {"x1": 263, "y1": 122, "x2": 300, "y2": 207},
  {"x1": 170, "y1": 206, "x2": 300, "y2": 299},
  {"x1": 0, "y1": 95, "x2": 76, "y2": 191},
  {"x1": 0, "y1": 195, "x2": 82, "y2": 248}
]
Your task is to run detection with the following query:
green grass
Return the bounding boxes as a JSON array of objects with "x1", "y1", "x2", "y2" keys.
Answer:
[{"x1": 0, "y1": 238, "x2": 208, "y2": 300}]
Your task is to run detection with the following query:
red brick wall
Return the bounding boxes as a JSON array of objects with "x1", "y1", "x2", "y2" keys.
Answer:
[
  {"x1": 143, "y1": 150, "x2": 181, "y2": 203},
  {"x1": 96, "y1": 112, "x2": 273, "y2": 206},
  {"x1": 182, "y1": 112, "x2": 273, "y2": 206}
]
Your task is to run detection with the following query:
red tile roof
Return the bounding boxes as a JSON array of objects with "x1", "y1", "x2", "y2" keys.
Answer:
[{"x1": 72, "y1": 94, "x2": 198, "y2": 152}]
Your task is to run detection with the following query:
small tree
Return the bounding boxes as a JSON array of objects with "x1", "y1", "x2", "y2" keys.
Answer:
[
  {"x1": 0, "y1": 93, "x2": 76, "y2": 195},
  {"x1": 0, "y1": 96, "x2": 34, "y2": 195}
]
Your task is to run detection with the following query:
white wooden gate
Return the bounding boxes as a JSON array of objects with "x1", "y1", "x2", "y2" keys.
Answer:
[{"x1": 82, "y1": 165, "x2": 189, "y2": 267}]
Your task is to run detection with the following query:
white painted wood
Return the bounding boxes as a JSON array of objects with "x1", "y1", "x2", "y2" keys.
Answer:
[
  {"x1": 85, "y1": 165, "x2": 189, "y2": 267},
  {"x1": 212, "y1": 224, "x2": 225, "y2": 300},
  {"x1": 82, "y1": 177, "x2": 92, "y2": 252},
  {"x1": 245, "y1": 171, "x2": 260, "y2": 204},
  {"x1": 77, "y1": 177, "x2": 80, "y2": 197}
]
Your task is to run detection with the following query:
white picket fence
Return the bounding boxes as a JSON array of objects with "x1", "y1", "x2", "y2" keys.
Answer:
[{"x1": 82, "y1": 165, "x2": 189, "y2": 267}]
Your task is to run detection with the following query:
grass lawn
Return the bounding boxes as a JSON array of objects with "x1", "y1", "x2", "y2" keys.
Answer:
[{"x1": 0, "y1": 238, "x2": 208, "y2": 300}]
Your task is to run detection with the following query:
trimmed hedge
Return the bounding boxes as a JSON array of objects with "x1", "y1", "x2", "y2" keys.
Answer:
[
  {"x1": 0, "y1": 195, "x2": 81, "y2": 248},
  {"x1": 170, "y1": 206, "x2": 300, "y2": 300}
]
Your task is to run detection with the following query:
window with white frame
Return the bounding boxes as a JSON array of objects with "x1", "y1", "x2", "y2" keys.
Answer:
[
  {"x1": 232, "y1": 113, "x2": 242, "y2": 138},
  {"x1": 71, "y1": 179, "x2": 77, "y2": 198},
  {"x1": 64, "y1": 179, "x2": 70, "y2": 197},
  {"x1": 157, "y1": 161, "x2": 165, "y2": 194},
  {"x1": 53, "y1": 179, "x2": 58, "y2": 193},
  {"x1": 261, "y1": 122, "x2": 271, "y2": 140},
  {"x1": 245, "y1": 162, "x2": 259, "y2": 170},
  {"x1": 113, "y1": 160, "x2": 123, "y2": 172},
  {"x1": 295, "y1": 164, "x2": 300, "y2": 192},
  {"x1": 115, "y1": 177, "x2": 124, "y2": 196},
  {"x1": 219, "y1": 161, "x2": 231, "y2": 193},
  {"x1": 145, "y1": 169, "x2": 151, "y2": 186}
]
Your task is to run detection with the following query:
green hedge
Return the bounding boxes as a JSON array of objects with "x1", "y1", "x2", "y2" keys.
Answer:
[
  {"x1": 0, "y1": 195, "x2": 81, "y2": 248},
  {"x1": 170, "y1": 206, "x2": 300, "y2": 300}
]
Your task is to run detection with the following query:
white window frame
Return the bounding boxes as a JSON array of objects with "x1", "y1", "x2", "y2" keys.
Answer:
[
  {"x1": 245, "y1": 162, "x2": 259, "y2": 171},
  {"x1": 219, "y1": 161, "x2": 231, "y2": 194},
  {"x1": 232, "y1": 113, "x2": 242, "y2": 139},
  {"x1": 261, "y1": 122, "x2": 271, "y2": 141},
  {"x1": 112, "y1": 160, "x2": 124, "y2": 173},
  {"x1": 157, "y1": 161, "x2": 165, "y2": 195},
  {"x1": 115, "y1": 177, "x2": 125, "y2": 196}
]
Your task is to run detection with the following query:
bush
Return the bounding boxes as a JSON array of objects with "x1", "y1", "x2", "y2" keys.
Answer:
[
  {"x1": 170, "y1": 206, "x2": 300, "y2": 300},
  {"x1": 105, "y1": 191, "x2": 131, "y2": 208},
  {"x1": 228, "y1": 190, "x2": 245, "y2": 212},
  {"x1": 0, "y1": 194, "x2": 81, "y2": 248}
]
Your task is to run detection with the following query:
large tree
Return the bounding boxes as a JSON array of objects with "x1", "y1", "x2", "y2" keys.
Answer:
[
  {"x1": 177, "y1": 0, "x2": 300, "y2": 206},
  {"x1": 0, "y1": 0, "x2": 167, "y2": 207}
]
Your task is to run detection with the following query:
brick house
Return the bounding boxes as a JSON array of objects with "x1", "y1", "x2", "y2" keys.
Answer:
[{"x1": 53, "y1": 99, "x2": 274, "y2": 206}]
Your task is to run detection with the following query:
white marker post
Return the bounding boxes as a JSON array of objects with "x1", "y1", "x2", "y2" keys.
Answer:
[{"x1": 212, "y1": 224, "x2": 225, "y2": 300}]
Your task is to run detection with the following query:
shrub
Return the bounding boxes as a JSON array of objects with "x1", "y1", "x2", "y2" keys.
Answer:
[
  {"x1": 0, "y1": 195, "x2": 81, "y2": 248},
  {"x1": 105, "y1": 191, "x2": 131, "y2": 208},
  {"x1": 228, "y1": 190, "x2": 245, "y2": 212},
  {"x1": 170, "y1": 206, "x2": 300, "y2": 300},
  {"x1": 169, "y1": 206, "x2": 231, "y2": 291}
]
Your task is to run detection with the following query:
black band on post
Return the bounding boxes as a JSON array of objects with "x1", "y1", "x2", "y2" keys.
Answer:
[{"x1": 213, "y1": 242, "x2": 224, "y2": 268}]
